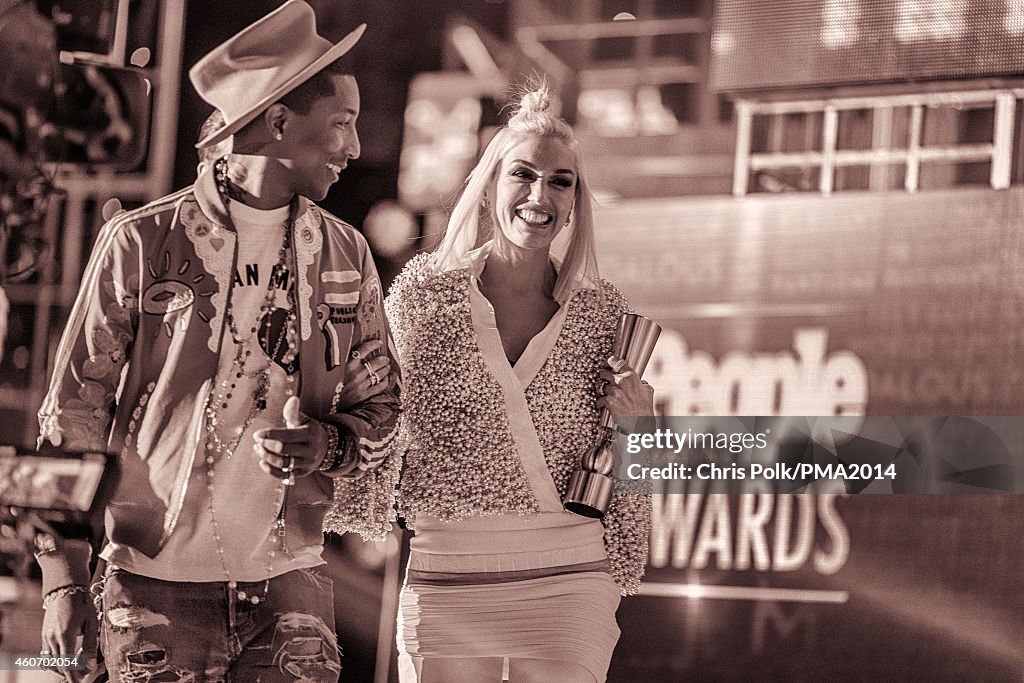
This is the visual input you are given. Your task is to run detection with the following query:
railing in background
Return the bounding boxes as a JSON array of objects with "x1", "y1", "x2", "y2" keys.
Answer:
[{"x1": 732, "y1": 87, "x2": 1024, "y2": 196}]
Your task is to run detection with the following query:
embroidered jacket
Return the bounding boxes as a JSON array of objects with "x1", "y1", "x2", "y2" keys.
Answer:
[
  {"x1": 36, "y1": 166, "x2": 401, "y2": 589},
  {"x1": 326, "y1": 251, "x2": 651, "y2": 595}
]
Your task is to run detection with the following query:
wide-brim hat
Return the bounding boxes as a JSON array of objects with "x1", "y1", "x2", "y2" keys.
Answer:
[{"x1": 189, "y1": 0, "x2": 365, "y2": 149}]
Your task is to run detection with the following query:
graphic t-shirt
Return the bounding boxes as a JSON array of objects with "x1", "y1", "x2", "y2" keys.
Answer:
[{"x1": 103, "y1": 202, "x2": 323, "y2": 581}]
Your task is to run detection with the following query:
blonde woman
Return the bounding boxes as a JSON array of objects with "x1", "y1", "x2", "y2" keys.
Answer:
[{"x1": 329, "y1": 85, "x2": 653, "y2": 682}]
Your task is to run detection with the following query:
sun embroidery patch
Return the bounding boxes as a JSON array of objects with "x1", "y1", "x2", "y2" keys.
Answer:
[{"x1": 140, "y1": 249, "x2": 218, "y2": 340}]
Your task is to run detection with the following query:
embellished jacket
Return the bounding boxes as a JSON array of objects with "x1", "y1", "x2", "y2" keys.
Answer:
[
  {"x1": 326, "y1": 251, "x2": 651, "y2": 595},
  {"x1": 36, "y1": 166, "x2": 400, "y2": 586}
]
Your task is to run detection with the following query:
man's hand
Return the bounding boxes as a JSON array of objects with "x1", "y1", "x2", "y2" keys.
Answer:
[
  {"x1": 332, "y1": 339, "x2": 392, "y2": 412},
  {"x1": 254, "y1": 396, "x2": 329, "y2": 481},
  {"x1": 41, "y1": 589, "x2": 97, "y2": 682}
]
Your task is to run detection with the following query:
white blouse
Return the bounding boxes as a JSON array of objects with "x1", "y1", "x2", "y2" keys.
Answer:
[{"x1": 408, "y1": 244, "x2": 609, "y2": 575}]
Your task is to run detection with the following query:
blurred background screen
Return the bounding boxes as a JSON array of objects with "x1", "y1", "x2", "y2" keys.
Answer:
[{"x1": 712, "y1": 0, "x2": 1024, "y2": 91}]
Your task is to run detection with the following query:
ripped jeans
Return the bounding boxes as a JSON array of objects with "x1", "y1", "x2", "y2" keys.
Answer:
[{"x1": 99, "y1": 565, "x2": 341, "y2": 682}]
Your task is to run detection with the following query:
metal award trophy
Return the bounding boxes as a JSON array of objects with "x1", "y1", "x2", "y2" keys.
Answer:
[{"x1": 563, "y1": 313, "x2": 661, "y2": 518}]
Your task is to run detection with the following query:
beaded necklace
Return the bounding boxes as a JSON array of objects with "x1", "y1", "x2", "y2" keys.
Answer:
[{"x1": 202, "y1": 156, "x2": 298, "y2": 604}]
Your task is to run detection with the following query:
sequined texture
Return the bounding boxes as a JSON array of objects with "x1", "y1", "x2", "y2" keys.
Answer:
[
  {"x1": 369, "y1": 253, "x2": 650, "y2": 595},
  {"x1": 388, "y1": 254, "x2": 538, "y2": 524},
  {"x1": 524, "y1": 285, "x2": 651, "y2": 595},
  {"x1": 323, "y1": 435, "x2": 402, "y2": 541}
]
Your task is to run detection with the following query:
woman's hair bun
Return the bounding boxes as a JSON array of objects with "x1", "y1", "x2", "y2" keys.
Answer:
[
  {"x1": 505, "y1": 81, "x2": 575, "y2": 143},
  {"x1": 517, "y1": 87, "x2": 551, "y2": 116}
]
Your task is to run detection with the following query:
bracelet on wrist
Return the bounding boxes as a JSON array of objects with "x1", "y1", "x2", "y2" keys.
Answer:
[
  {"x1": 42, "y1": 584, "x2": 89, "y2": 610},
  {"x1": 318, "y1": 422, "x2": 343, "y2": 472}
]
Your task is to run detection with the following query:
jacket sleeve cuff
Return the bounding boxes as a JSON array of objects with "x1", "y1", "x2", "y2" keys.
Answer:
[
  {"x1": 336, "y1": 412, "x2": 398, "y2": 474},
  {"x1": 37, "y1": 539, "x2": 92, "y2": 596}
]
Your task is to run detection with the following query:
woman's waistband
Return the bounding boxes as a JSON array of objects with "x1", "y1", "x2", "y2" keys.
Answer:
[{"x1": 406, "y1": 559, "x2": 611, "y2": 586}]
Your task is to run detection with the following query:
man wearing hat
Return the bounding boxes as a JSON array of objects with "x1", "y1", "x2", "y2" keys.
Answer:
[{"x1": 35, "y1": 2, "x2": 400, "y2": 679}]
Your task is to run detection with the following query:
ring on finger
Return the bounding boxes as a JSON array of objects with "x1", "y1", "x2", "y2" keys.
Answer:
[
  {"x1": 361, "y1": 359, "x2": 381, "y2": 385},
  {"x1": 283, "y1": 456, "x2": 295, "y2": 486},
  {"x1": 351, "y1": 349, "x2": 363, "y2": 360}
]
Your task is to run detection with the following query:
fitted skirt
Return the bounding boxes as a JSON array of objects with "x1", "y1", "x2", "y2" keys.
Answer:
[{"x1": 397, "y1": 571, "x2": 621, "y2": 683}]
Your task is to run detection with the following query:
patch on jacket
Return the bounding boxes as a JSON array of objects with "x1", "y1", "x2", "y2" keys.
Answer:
[{"x1": 316, "y1": 268, "x2": 360, "y2": 371}]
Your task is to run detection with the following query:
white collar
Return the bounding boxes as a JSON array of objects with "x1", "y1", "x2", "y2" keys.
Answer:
[{"x1": 456, "y1": 240, "x2": 595, "y2": 305}]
